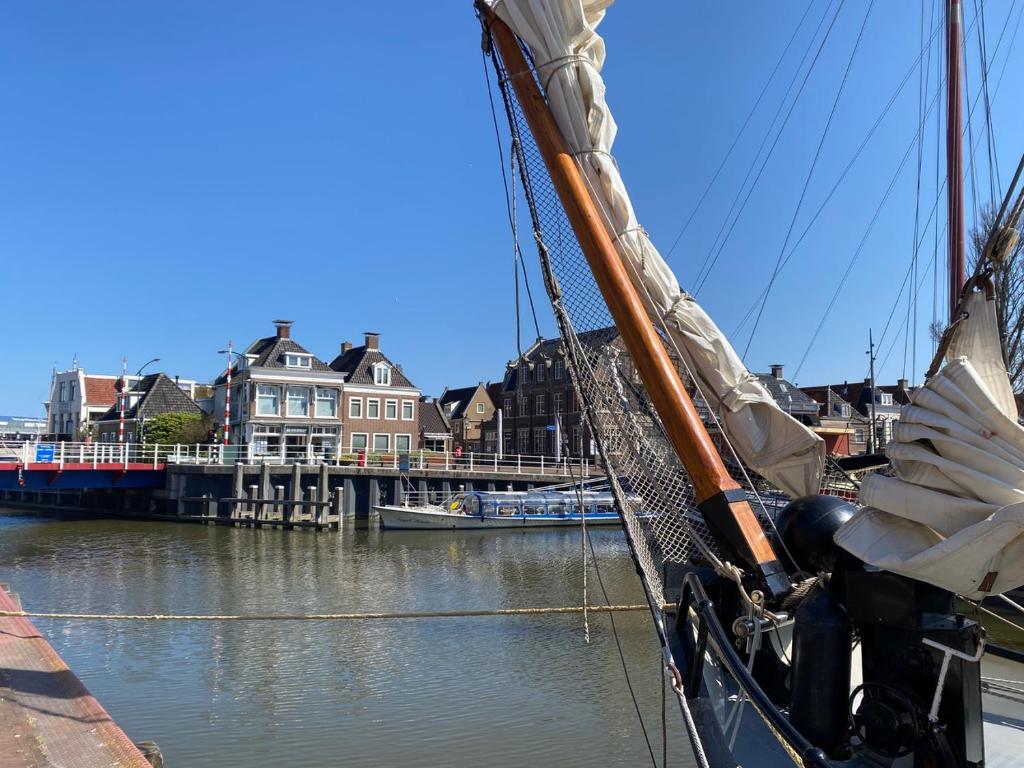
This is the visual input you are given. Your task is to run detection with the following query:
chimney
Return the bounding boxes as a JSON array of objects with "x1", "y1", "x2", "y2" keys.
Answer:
[
  {"x1": 273, "y1": 319, "x2": 292, "y2": 340},
  {"x1": 364, "y1": 331, "x2": 380, "y2": 350},
  {"x1": 341, "y1": 341, "x2": 352, "y2": 355},
  {"x1": 770, "y1": 364, "x2": 784, "y2": 380},
  {"x1": 864, "y1": 377, "x2": 872, "y2": 387},
  {"x1": 897, "y1": 378, "x2": 909, "y2": 390}
]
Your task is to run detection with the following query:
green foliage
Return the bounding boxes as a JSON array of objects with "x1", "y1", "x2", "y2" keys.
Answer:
[{"x1": 143, "y1": 412, "x2": 210, "y2": 444}]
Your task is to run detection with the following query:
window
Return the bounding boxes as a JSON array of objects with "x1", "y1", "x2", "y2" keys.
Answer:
[
  {"x1": 367, "y1": 398, "x2": 380, "y2": 419},
  {"x1": 373, "y1": 433, "x2": 390, "y2": 451},
  {"x1": 484, "y1": 432, "x2": 497, "y2": 453},
  {"x1": 553, "y1": 392, "x2": 564, "y2": 414},
  {"x1": 69, "y1": 382, "x2": 76, "y2": 402},
  {"x1": 533, "y1": 427, "x2": 546, "y2": 454},
  {"x1": 517, "y1": 428, "x2": 529, "y2": 453},
  {"x1": 285, "y1": 354, "x2": 311, "y2": 368},
  {"x1": 374, "y1": 363, "x2": 391, "y2": 386},
  {"x1": 554, "y1": 359, "x2": 565, "y2": 380},
  {"x1": 571, "y1": 426, "x2": 582, "y2": 455},
  {"x1": 536, "y1": 364, "x2": 546, "y2": 382},
  {"x1": 256, "y1": 384, "x2": 280, "y2": 416},
  {"x1": 518, "y1": 397, "x2": 528, "y2": 417},
  {"x1": 59, "y1": 382, "x2": 66, "y2": 401},
  {"x1": 503, "y1": 398, "x2": 512, "y2": 414},
  {"x1": 476, "y1": 402, "x2": 485, "y2": 414},
  {"x1": 840, "y1": 404, "x2": 851, "y2": 418},
  {"x1": 286, "y1": 386, "x2": 310, "y2": 417},
  {"x1": 351, "y1": 433, "x2": 368, "y2": 450},
  {"x1": 880, "y1": 393, "x2": 894, "y2": 406},
  {"x1": 520, "y1": 364, "x2": 529, "y2": 385},
  {"x1": 401, "y1": 400, "x2": 414, "y2": 420},
  {"x1": 384, "y1": 399, "x2": 398, "y2": 420},
  {"x1": 854, "y1": 429, "x2": 866, "y2": 443},
  {"x1": 349, "y1": 397, "x2": 363, "y2": 418},
  {"x1": 503, "y1": 431, "x2": 512, "y2": 453},
  {"x1": 535, "y1": 393, "x2": 546, "y2": 415},
  {"x1": 395, "y1": 434, "x2": 412, "y2": 452},
  {"x1": 315, "y1": 389, "x2": 338, "y2": 418}
]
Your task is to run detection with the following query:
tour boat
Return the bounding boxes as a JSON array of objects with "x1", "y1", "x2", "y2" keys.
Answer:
[
  {"x1": 376, "y1": 489, "x2": 628, "y2": 530},
  {"x1": 475, "y1": 1, "x2": 1024, "y2": 765}
]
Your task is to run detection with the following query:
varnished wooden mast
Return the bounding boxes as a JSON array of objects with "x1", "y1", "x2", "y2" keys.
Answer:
[{"x1": 480, "y1": 5, "x2": 788, "y2": 598}]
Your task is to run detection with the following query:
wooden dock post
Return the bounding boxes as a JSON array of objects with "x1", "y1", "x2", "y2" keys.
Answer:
[
  {"x1": 318, "y1": 464, "x2": 329, "y2": 525},
  {"x1": 259, "y1": 463, "x2": 272, "y2": 521},
  {"x1": 232, "y1": 462, "x2": 245, "y2": 519},
  {"x1": 332, "y1": 487, "x2": 343, "y2": 526},
  {"x1": 367, "y1": 478, "x2": 381, "y2": 517},
  {"x1": 343, "y1": 477, "x2": 356, "y2": 517},
  {"x1": 306, "y1": 486, "x2": 317, "y2": 522},
  {"x1": 289, "y1": 463, "x2": 302, "y2": 525},
  {"x1": 247, "y1": 485, "x2": 258, "y2": 521},
  {"x1": 275, "y1": 485, "x2": 285, "y2": 523}
]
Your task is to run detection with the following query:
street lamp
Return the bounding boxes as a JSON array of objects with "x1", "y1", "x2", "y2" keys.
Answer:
[
  {"x1": 218, "y1": 343, "x2": 243, "y2": 446},
  {"x1": 118, "y1": 356, "x2": 160, "y2": 443}
]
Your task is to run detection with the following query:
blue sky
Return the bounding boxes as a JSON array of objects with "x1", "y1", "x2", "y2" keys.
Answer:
[{"x1": 2, "y1": 2, "x2": 1022, "y2": 415}]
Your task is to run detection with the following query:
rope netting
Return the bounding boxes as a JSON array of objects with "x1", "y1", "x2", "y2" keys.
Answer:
[{"x1": 488, "y1": 40, "x2": 860, "y2": 602}]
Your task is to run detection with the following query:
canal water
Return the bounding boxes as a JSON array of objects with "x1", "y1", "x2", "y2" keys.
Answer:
[{"x1": 0, "y1": 511, "x2": 693, "y2": 767}]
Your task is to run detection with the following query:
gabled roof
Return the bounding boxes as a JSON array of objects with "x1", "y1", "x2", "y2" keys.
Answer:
[
  {"x1": 84, "y1": 376, "x2": 118, "y2": 406},
  {"x1": 214, "y1": 335, "x2": 334, "y2": 384},
  {"x1": 98, "y1": 374, "x2": 204, "y2": 421},
  {"x1": 802, "y1": 381, "x2": 913, "y2": 416},
  {"x1": 418, "y1": 398, "x2": 451, "y2": 437},
  {"x1": 329, "y1": 346, "x2": 415, "y2": 388},
  {"x1": 439, "y1": 385, "x2": 481, "y2": 420},
  {"x1": 754, "y1": 372, "x2": 820, "y2": 425}
]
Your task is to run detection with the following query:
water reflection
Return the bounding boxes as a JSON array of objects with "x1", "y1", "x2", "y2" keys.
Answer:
[{"x1": 0, "y1": 512, "x2": 692, "y2": 767}]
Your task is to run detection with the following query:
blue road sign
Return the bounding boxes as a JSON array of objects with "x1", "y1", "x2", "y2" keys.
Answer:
[
  {"x1": 35, "y1": 444, "x2": 55, "y2": 463},
  {"x1": 545, "y1": 425, "x2": 557, "y2": 432}
]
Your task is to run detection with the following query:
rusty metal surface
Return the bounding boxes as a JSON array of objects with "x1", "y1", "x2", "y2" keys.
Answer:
[{"x1": 0, "y1": 586, "x2": 151, "y2": 767}]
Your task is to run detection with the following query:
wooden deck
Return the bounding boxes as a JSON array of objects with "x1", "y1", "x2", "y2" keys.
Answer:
[{"x1": 0, "y1": 585, "x2": 152, "y2": 767}]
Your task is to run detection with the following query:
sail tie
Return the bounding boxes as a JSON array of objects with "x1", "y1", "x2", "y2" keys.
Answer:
[{"x1": 497, "y1": 52, "x2": 600, "y2": 97}]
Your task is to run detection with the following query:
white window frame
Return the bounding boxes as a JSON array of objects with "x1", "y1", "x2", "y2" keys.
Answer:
[
  {"x1": 384, "y1": 399, "x2": 398, "y2": 420},
  {"x1": 372, "y1": 433, "x2": 390, "y2": 452},
  {"x1": 476, "y1": 402, "x2": 485, "y2": 414},
  {"x1": 535, "y1": 393, "x2": 546, "y2": 416},
  {"x1": 256, "y1": 384, "x2": 281, "y2": 417},
  {"x1": 554, "y1": 359, "x2": 564, "y2": 380},
  {"x1": 285, "y1": 353, "x2": 312, "y2": 369},
  {"x1": 517, "y1": 428, "x2": 529, "y2": 453},
  {"x1": 286, "y1": 385, "x2": 311, "y2": 418},
  {"x1": 395, "y1": 433, "x2": 412, "y2": 452},
  {"x1": 349, "y1": 397, "x2": 363, "y2": 419},
  {"x1": 880, "y1": 393, "x2": 894, "y2": 406},
  {"x1": 536, "y1": 364, "x2": 546, "y2": 382},
  {"x1": 401, "y1": 400, "x2": 414, "y2": 420},
  {"x1": 519, "y1": 364, "x2": 529, "y2": 385},
  {"x1": 367, "y1": 398, "x2": 380, "y2": 419},
  {"x1": 373, "y1": 363, "x2": 391, "y2": 386},
  {"x1": 518, "y1": 397, "x2": 528, "y2": 417},
  {"x1": 315, "y1": 388, "x2": 338, "y2": 418},
  {"x1": 553, "y1": 392, "x2": 564, "y2": 415},
  {"x1": 503, "y1": 398, "x2": 512, "y2": 413},
  {"x1": 350, "y1": 432, "x2": 369, "y2": 451}
]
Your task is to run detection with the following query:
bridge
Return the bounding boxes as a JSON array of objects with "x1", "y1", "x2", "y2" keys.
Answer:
[{"x1": 0, "y1": 441, "x2": 591, "y2": 496}]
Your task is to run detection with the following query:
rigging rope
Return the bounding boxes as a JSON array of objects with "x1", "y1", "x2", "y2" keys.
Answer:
[{"x1": 743, "y1": 0, "x2": 875, "y2": 360}]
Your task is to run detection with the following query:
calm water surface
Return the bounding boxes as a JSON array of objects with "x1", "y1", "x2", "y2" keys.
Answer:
[{"x1": 0, "y1": 511, "x2": 693, "y2": 767}]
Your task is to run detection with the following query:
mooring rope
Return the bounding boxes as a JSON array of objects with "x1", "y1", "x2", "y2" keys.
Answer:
[{"x1": 0, "y1": 604, "x2": 669, "y2": 622}]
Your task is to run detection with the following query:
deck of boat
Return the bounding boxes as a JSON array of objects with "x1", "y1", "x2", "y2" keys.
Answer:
[{"x1": 0, "y1": 585, "x2": 152, "y2": 767}]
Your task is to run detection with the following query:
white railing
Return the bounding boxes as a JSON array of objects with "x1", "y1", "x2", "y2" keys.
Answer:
[{"x1": 0, "y1": 441, "x2": 591, "y2": 477}]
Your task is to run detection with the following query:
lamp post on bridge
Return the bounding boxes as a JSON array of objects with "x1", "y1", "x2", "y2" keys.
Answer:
[
  {"x1": 218, "y1": 343, "x2": 242, "y2": 447},
  {"x1": 117, "y1": 357, "x2": 161, "y2": 444}
]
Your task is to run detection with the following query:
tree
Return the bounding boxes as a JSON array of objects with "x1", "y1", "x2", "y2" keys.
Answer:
[
  {"x1": 969, "y1": 208, "x2": 1024, "y2": 392},
  {"x1": 143, "y1": 412, "x2": 211, "y2": 445}
]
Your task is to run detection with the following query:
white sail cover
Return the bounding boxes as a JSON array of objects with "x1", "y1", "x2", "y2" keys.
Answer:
[
  {"x1": 486, "y1": 0, "x2": 825, "y2": 498},
  {"x1": 836, "y1": 289, "x2": 1024, "y2": 598}
]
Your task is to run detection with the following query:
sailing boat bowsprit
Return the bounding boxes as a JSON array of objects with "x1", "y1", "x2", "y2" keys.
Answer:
[{"x1": 477, "y1": 1, "x2": 1024, "y2": 766}]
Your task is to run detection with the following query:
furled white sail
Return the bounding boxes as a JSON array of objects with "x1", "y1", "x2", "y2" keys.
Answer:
[
  {"x1": 836, "y1": 286, "x2": 1024, "y2": 598},
  {"x1": 485, "y1": 0, "x2": 825, "y2": 498}
]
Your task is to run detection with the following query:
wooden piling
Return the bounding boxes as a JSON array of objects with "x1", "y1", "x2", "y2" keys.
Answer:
[
  {"x1": 259, "y1": 463, "x2": 272, "y2": 521},
  {"x1": 231, "y1": 463, "x2": 244, "y2": 519}
]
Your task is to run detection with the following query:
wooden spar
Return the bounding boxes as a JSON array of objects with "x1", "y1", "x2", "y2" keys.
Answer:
[
  {"x1": 946, "y1": 0, "x2": 966, "y2": 322},
  {"x1": 480, "y1": 5, "x2": 788, "y2": 598}
]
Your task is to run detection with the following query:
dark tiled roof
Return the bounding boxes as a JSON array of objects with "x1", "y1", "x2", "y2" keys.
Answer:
[
  {"x1": 418, "y1": 398, "x2": 451, "y2": 437},
  {"x1": 802, "y1": 381, "x2": 913, "y2": 417},
  {"x1": 98, "y1": 374, "x2": 203, "y2": 421},
  {"x1": 328, "y1": 346, "x2": 415, "y2": 388},
  {"x1": 439, "y1": 385, "x2": 479, "y2": 420},
  {"x1": 214, "y1": 335, "x2": 333, "y2": 384},
  {"x1": 754, "y1": 373, "x2": 820, "y2": 425}
]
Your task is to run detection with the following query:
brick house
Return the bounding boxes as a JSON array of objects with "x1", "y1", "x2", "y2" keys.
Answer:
[
  {"x1": 801, "y1": 378, "x2": 912, "y2": 454},
  {"x1": 797, "y1": 385, "x2": 869, "y2": 457},
  {"x1": 96, "y1": 373, "x2": 204, "y2": 442},
  {"x1": 330, "y1": 332, "x2": 421, "y2": 454},
  {"x1": 213, "y1": 320, "x2": 346, "y2": 458},
  {"x1": 439, "y1": 383, "x2": 496, "y2": 453}
]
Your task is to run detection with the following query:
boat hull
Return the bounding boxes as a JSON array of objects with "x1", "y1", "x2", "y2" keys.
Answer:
[{"x1": 375, "y1": 505, "x2": 620, "y2": 530}]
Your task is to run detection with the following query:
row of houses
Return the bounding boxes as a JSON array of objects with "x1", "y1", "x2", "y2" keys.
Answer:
[{"x1": 43, "y1": 318, "x2": 913, "y2": 460}]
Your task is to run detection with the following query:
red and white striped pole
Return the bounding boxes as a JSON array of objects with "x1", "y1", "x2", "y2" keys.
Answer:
[
  {"x1": 118, "y1": 356, "x2": 127, "y2": 444},
  {"x1": 223, "y1": 340, "x2": 233, "y2": 446}
]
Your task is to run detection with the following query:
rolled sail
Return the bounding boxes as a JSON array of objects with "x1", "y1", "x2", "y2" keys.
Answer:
[{"x1": 484, "y1": 0, "x2": 825, "y2": 498}]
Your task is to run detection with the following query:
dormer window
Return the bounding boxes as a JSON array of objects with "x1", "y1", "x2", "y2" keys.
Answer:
[
  {"x1": 373, "y1": 362, "x2": 391, "y2": 386},
  {"x1": 880, "y1": 393, "x2": 893, "y2": 406},
  {"x1": 285, "y1": 354, "x2": 312, "y2": 369},
  {"x1": 839, "y1": 404, "x2": 851, "y2": 418}
]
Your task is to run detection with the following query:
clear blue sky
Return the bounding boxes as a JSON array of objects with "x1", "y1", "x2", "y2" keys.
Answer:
[{"x1": 3, "y1": 2, "x2": 1022, "y2": 415}]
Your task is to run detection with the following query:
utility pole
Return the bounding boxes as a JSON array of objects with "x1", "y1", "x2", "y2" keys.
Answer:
[{"x1": 867, "y1": 329, "x2": 878, "y2": 455}]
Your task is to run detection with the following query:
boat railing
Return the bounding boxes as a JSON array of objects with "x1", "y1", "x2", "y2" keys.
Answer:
[{"x1": 676, "y1": 572, "x2": 833, "y2": 768}]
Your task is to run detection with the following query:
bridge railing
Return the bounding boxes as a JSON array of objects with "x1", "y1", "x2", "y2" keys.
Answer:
[{"x1": 0, "y1": 441, "x2": 591, "y2": 477}]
